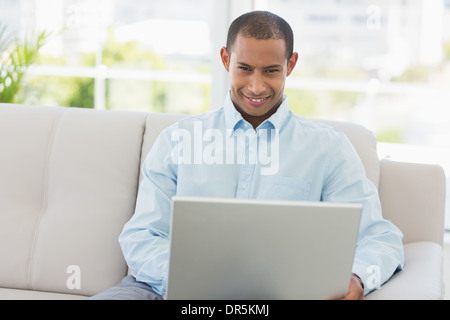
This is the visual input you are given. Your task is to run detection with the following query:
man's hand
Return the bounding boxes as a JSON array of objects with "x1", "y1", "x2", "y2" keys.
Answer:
[{"x1": 340, "y1": 274, "x2": 364, "y2": 300}]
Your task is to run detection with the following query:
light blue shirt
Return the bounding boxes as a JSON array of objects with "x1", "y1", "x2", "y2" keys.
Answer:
[{"x1": 119, "y1": 92, "x2": 404, "y2": 297}]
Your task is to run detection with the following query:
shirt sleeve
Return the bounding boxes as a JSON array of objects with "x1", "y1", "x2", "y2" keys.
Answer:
[
  {"x1": 321, "y1": 132, "x2": 405, "y2": 296},
  {"x1": 118, "y1": 127, "x2": 177, "y2": 297}
]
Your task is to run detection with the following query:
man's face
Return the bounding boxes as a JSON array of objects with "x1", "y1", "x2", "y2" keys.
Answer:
[{"x1": 221, "y1": 34, "x2": 298, "y2": 126}]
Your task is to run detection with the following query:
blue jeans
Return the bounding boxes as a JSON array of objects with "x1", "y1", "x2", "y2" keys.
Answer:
[{"x1": 87, "y1": 275, "x2": 164, "y2": 300}]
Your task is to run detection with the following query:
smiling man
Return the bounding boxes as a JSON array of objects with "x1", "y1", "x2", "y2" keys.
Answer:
[
  {"x1": 221, "y1": 33, "x2": 298, "y2": 129},
  {"x1": 89, "y1": 11, "x2": 404, "y2": 301}
]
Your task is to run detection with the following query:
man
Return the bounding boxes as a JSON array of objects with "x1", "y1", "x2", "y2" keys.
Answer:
[{"x1": 90, "y1": 10, "x2": 404, "y2": 300}]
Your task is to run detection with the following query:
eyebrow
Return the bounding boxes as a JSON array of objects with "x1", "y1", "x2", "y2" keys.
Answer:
[{"x1": 237, "y1": 62, "x2": 283, "y2": 69}]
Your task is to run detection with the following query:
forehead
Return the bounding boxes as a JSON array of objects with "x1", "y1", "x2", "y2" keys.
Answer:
[{"x1": 231, "y1": 35, "x2": 287, "y2": 66}]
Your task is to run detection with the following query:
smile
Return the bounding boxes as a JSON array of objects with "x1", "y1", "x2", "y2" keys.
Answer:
[{"x1": 244, "y1": 95, "x2": 270, "y2": 104}]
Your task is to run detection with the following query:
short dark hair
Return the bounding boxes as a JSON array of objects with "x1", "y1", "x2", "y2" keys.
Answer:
[{"x1": 226, "y1": 11, "x2": 294, "y2": 60}]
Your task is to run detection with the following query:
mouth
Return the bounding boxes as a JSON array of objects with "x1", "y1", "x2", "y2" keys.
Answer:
[{"x1": 243, "y1": 94, "x2": 270, "y2": 106}]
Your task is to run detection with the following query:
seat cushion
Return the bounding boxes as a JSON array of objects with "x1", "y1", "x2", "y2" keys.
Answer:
[
  {"x1": 0, "y1": 288, "x2": 87, "y2": 300},
  {"x1": 365, "y1": 241, "x2": 444, "y2": 300}
]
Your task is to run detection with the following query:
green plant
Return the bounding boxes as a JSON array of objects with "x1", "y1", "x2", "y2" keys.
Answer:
[
  {"x1": 0, "y1": 24, "x2": 50, "y2": 103},
  {"x1": 376, "y1": 128, "x2": 405, "y2": 144},
  {"x1": 444, "y1": 42, "x2": 450, "y2": 60}
]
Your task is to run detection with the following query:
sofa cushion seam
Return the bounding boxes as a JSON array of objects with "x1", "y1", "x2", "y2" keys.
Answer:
[{"x1": 26, "y1": 108, "x2": 66, "y2": 290}]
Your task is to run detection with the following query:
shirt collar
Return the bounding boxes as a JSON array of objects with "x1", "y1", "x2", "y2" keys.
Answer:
[
  {"x1": 223, "y1": 91, "x2": 245, "y2": 131},
  {"x1": 223, "y1": 91, "x2": 290, "y2": 135}
]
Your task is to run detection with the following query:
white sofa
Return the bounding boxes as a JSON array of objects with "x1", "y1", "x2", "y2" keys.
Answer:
[{"x1": 0, "y1": 103, "x2": 446, "y2": 300}]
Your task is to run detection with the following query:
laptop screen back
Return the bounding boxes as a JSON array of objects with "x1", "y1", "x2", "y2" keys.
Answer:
[{"x1": 167, "y1": 196, "x2": 362, "y2": 300}]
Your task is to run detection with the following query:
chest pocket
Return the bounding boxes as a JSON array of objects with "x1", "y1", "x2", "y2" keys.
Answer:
[{"x1": 258, "y1": 176, "x2": 311, "y2": 201}]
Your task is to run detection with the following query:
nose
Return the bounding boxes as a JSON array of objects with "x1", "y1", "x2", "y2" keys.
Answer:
[{"x1": 248, "y1": 71, "x2": 267, "y2": 96}]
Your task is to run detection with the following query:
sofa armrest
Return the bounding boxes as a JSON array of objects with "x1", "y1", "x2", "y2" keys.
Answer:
[
  {"x1": 378, "y1": 158, "x2": 446, "y2": 246},
  {"x1": 365, "y1": 242, "x2": 444, "y2": 300}
]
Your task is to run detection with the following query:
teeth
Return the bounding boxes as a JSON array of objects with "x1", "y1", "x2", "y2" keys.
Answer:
[{"x1": 250, "y1": 98, "x2": 266, "y2": 102}]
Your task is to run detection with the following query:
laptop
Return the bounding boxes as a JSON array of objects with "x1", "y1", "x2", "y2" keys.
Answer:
[{"x1": 166, "y1": 196, "x2": 362, "y2": 300}]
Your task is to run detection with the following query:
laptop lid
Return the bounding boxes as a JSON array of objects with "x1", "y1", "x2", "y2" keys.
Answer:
[{"x1": 166, "y1": 196, "x2": 362, "y2": 300}]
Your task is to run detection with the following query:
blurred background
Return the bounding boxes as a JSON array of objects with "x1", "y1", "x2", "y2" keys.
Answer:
[{"x1": 1, "y1": 0, "x2": 450, "y2": 229}]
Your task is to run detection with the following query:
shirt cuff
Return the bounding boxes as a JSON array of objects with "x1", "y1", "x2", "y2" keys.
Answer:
[{"x1": 352, "y1": 263, "x2": 375, "y2": 296}]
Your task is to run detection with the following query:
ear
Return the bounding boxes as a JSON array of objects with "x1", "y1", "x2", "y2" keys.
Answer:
[
  {"x1": 286, "y1": 52, "x2": 299, "y2": 77},
  {"x1": 220, "y1": 47, "x2": 230, "y2": 72}
]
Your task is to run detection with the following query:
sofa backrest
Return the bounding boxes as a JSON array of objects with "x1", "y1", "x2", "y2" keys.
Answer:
[
  {"x1": 140, "y1": 112, "x2": 188, "y2": 179},
  {"x1": 0, "y1": 104, "x2": 146, "y2": 296}
]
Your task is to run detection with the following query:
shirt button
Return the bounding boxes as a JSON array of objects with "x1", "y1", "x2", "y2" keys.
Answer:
[{"x1": 241, "y1": 183, "x2": 248, "y2": 189}]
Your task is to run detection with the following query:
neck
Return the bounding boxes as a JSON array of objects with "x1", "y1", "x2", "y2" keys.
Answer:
[{"x1": 234, "y1": 104, "x2": 280, "y2": 130}]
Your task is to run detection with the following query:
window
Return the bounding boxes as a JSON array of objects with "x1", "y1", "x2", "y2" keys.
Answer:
[
  {"x1": 1, "y1": 0, "x2": 214, "y2": 113},
  {"x1": 257, "y1": 0, "x2": 450, "y2": 146}
]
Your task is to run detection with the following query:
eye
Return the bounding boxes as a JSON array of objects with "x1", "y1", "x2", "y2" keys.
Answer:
[
  {"x1": 266, "y1": 68, "x2": 279, "y2": 73},
  {"x1": 238, "y1": 66, "x2": 251, "y2": 72}
]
